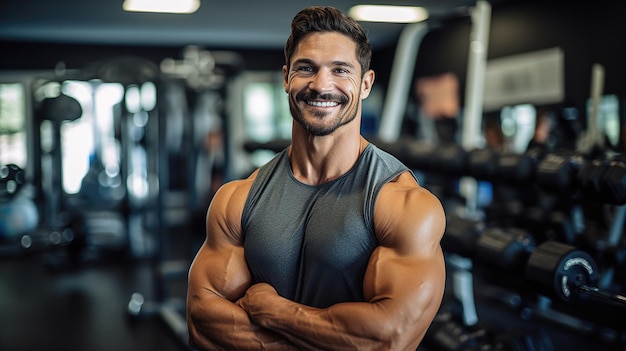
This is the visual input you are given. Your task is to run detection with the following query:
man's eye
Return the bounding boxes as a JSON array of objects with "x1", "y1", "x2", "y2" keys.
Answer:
[{"x1": 297, "y1": 66, "x2": 314, "y2": 72}]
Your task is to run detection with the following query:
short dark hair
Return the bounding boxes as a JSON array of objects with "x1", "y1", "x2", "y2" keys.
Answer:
[{"x1": 284, "y1": 6, "x2": 372, "y2": 76}]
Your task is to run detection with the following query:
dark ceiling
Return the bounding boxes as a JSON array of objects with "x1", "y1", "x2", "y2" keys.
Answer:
[{"x1": 0, "y1": 0, "x2": 477, "y2": 49}]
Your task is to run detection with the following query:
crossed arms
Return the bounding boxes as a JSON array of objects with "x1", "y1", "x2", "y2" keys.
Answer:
[{"x1": 186, "y1": 171, "x2": 446, "y2": 350}]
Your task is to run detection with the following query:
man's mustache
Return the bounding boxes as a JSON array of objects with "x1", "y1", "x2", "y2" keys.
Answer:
[{"x1": 296, "y1": 91, "x2": 348, "y2": 104}]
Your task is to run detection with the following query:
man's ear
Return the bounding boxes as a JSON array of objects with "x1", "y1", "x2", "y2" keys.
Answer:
[
  {"x1": 282, "y1": 65, "x2": 289, "y2": 93},
  {"x1": 360, "y1": 69, "x2": 375, "y2": 99}
]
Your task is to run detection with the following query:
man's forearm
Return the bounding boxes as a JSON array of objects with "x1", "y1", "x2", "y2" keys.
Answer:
[
  {"x1": 240, "y1": 284, "x2": 416, "y2": 351},
  {"x1": 256, "y1": 300, "x2": 392, "y2": 351},
  {"x1": 188, "y1": 295, "x2": 298, "y2": 351}
]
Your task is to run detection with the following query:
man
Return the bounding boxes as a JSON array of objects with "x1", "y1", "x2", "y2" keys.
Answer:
[{"x1": 187, "y1": 6, "x2": 446, "y2": 350}]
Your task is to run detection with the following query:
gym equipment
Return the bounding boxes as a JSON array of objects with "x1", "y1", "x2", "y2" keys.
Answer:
[
  {"x1": 578, "y1": 154, "x2": 626, "y2": 204},
  {"x1": 535, "y1": 151, "x2": 585, "y2": 194},
  {"x1": 437, "y1": 214, "x2": 626, "y2": 350},
  {"x1": 80, "y1": 56, "x2": 160, "y2": 87},
  {"x1": 424, "y1": 309, "x2": 555, "y2": 351},
  {"x1": 447, "y1": 221, "x2": 626, "y2": 329},
  {"x1": 126, "y1": 47, "x2": 243, "y2": 351},
  {"x1": 525, "y1": 240, "x2": 599, "y2": 303},
  {"x1": 474, "y1": 228, "x2": 602, "y2": 302},
  {"x1": 0, "y1": 197, "x2": 39, "y2": 240},
  {"x1": 442, "y1": 215, "x2": 483, "y2": 258},
  {"x1": 496, "y1": 146, "x2": 547, "y2": 184},
  {"x1": 36, "y1": 91, "x2": 83, "y2": 232},
  {"x1": 0, "y1": 166, "x2": 37, "y2": 243},
  {"x1": 467, "y1": 147, "x2": 499, "y2": 181},
  {"x1": 476, "y1": 227, "x2": 536, "y2": 272},
  {"x1": 0, "y1": 164, "x2": 26, "y2": 200}
]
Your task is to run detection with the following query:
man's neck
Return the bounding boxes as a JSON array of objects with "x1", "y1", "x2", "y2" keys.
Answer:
[{"x1": 289, "y1": 129, "x2": 367, "y2": 186}]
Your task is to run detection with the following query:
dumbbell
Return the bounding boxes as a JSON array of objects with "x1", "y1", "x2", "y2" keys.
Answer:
[
  {"x1": 525, "y1": 240, "x2": 600, "y2": 303},
  {"x1": 393, "y1": 139, "x2": 440, "y2": 173},
  {"x1": 434, "y1": 142, "x2": 468, "y2": 176},
  {"x1": 424, "y1": 301, "x2": 555, "y2": 351},
  {"x1": 0, "y1": 164, "x2": 26, "y2": 201},
  {"x1": 475, "y1": 227, "x2": 626, "y2": 309},
  {"x1": 497, "y1": 146, "x2": 547, "y2": 184},
  {"x1": 535, "y1": 151, "x2": 585, "y2": 193},
  {"x1": 467, "y1": 148, "x2": 499, "y2": 181},
  {"x1": 442, "y1": 215, "x2": 484, "y2": 258},
  {"x1": 578, "y1": 154, "x2": 626, "y2": 204},
  {"x1": 475, "y1": 227, "x2": 536, "y2": 271}
]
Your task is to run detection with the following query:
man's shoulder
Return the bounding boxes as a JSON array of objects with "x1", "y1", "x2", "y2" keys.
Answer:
[
  {"x1": 215, "y1": 172, "x2": 258, "y2": 201},
  {"x1": 208, "y1": 172, "x2": 259, "y2": 218},
  {"x1": 374, "y1": 173, "x2": 446, "y2": 247},
  {"x1": 378, "y1": 172, "x2": 444, "y2": 221}
]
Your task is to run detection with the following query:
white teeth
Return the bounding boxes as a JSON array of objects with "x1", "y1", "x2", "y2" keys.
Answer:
[{"x1": 307, "y1": 101, "x2": 338, "y2": 107}]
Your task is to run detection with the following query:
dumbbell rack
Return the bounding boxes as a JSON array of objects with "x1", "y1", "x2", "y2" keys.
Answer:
[{"x1": 439, "y1": 218, "x2": 626, "y2": 347}]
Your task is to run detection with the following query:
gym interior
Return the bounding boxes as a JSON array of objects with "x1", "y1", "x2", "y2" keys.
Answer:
[{"x1": 1, "y1": 1, "x2": 625, "y2": 350}]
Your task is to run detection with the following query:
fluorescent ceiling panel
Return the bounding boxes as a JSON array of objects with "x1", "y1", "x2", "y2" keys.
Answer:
[
  {"x1": 123, "y1": 0, "x2": 200, "y2": 14},
  {"x1": 349, "y1": 5, "x2": 429, "y2": 23}
]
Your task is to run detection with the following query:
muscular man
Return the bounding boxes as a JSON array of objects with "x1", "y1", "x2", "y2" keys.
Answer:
[{"x1": 187, "y1": 6, "x2": 446, "y2": 350}]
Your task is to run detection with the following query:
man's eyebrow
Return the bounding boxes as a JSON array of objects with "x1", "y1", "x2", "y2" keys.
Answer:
[
  {"x1": 291, "y1": 58, "x2": 315, "y2": 66},
  {"x1": 291, "y1": 58, "x2": 356, "y2": 69},
  {"x1": 331, "y1": 60, "x2": 355, "y2": 69}
]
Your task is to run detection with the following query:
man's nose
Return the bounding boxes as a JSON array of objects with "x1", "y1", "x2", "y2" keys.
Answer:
[{"x1": 308, "y1": 69, "x2": 334, "y2": 93}]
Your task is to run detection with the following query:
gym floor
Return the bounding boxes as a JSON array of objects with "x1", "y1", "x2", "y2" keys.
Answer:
[
  {"x1": 0, "y1": 235, "x2": 620, "y2": 351},
  {"x1": 0, "y1": 247, "x2": 192, "y2": 351}
]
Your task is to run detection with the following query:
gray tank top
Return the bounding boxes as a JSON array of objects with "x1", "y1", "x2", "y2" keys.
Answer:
[{"x1": 241, "y1": 143, "x2": 414, "y2": 308}]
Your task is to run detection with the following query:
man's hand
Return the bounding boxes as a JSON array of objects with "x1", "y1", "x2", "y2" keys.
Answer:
[{"x1": 238, "y1": 283, "x2": 281, "y2": 327}]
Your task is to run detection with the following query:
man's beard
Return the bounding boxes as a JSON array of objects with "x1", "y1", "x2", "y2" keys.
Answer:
[{"x1": 290, "y1": 91, "x2": 355, "y2": 137}]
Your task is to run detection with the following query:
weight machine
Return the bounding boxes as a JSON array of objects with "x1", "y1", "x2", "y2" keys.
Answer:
[{"x1": 125, "y1": 46, "x2": 243, "y2": 350}]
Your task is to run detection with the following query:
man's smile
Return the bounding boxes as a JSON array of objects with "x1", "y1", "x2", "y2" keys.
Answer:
[{"x1": 306, "y1": 100, "x2": 340, "y2": 107}]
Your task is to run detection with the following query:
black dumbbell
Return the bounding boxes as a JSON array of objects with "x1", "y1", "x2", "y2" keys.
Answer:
[
  {"x1": 467, "y1": 148, "x2": 499, "y2": 181},
  {"x1": 423, "y1": 311, "x2": 488, "y2": 351},
  {"x1": 434, "y1": 142, "x2": 468, "y2": 176},
  {"x1": 471, "y1": 227, "x2": 623, "y2": 307},
  {"x1": 578, "y1": 154, "x2": 626, "y2": 204},
  {"x1": 536, "y1": 152, "x2": 585, "y2": 193},
  {"x1": 399, "y1": 139, "x2": 440, "y2": 172},
  {"x1": 525, "y1": 240, "x2": 600, "y2": 303},
  {"x1": 442, "y1": 215, "x2": 484, "y2": 258},
  {"x1": 577, "y1": 158, "x2": 609, "y2": 201},
  {"x1": 526, "y1": 241, "x2": 626, "y2": 331},
  {"x1": 497, "y1": 146, "x2": 547, "y2": 184},
  {"x1": 598, "y1": 154, "x2": 626, "y2": 204},
  {"x1": 443, "y1": 222, "x2": 533, "y2": 269},
  {"x1": 475, "y1": 227, "x2": 535, "y2": 271}
]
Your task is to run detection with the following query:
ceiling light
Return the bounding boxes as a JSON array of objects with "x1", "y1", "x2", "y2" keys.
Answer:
[
  {"x1": 123, "y1": 0, "x2": 200, "y2": 14},
  {"x1": 349, "y1": 5, "x2": 429, "y2": 23}
]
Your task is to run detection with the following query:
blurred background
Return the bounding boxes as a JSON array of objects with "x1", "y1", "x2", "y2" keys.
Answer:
[{"x1": 1, "y1": 0, "x2": 626, "y2": 350}]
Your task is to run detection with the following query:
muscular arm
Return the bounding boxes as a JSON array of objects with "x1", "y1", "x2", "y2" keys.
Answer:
[
  {"x1": 186, "y1": 179, "x2": 298, "y2": 351},
  {"x1": 239, "y1": 172, "x2": 447, "y2": 351}
]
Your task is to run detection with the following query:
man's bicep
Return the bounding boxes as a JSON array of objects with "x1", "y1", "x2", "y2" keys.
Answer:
[
  {"x1": 365, "y1": 181, "x2": 447, "y2": 320},
  {"x1": 363, "y1": 244, "x2": 445, "y2": 303},
  {"x1": 190, "y1": 180, "x2": 252, "y2": 301},
  {"x1": 188, "y1": 242, "x2": 250, "y2": 302},
  {"x1": 375, "y1": 176, "x2": 446, "y2": 257}
]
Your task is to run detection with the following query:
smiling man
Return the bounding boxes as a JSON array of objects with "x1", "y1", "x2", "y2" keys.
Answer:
[{"x1": 186, "y1": 6, "x2": 447, "y2": 351}]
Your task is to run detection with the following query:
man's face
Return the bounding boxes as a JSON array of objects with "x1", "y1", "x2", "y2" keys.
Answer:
[{"x1": 283, "y1": 32, "x2": 374, "y2": 136}]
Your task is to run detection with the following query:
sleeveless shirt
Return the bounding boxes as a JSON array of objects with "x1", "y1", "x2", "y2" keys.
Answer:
[{"x1": 241, "y1": 143, "x2": 415, "y2": 308}]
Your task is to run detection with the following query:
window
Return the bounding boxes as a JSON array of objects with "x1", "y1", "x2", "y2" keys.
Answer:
[{"x1": 0, "y1": 83, "x2": 27, "y2": 169}]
